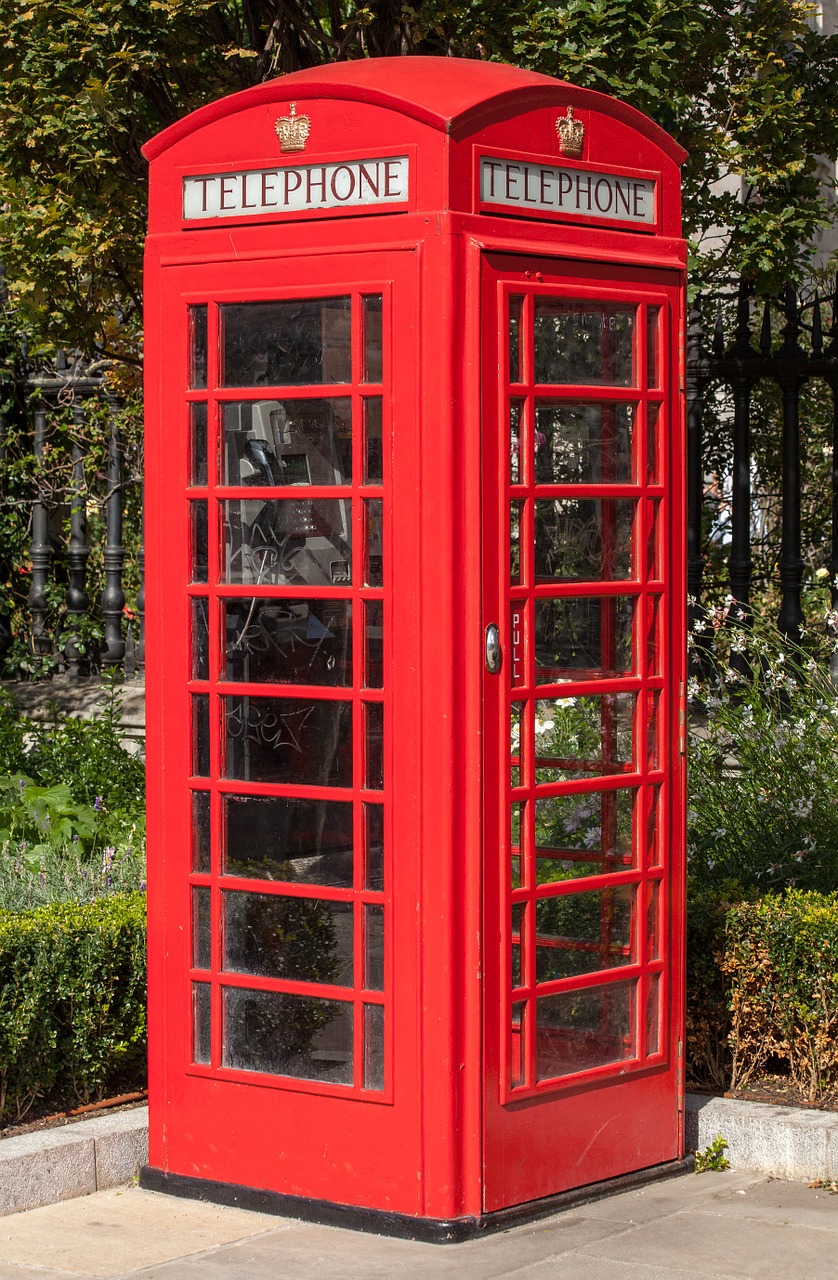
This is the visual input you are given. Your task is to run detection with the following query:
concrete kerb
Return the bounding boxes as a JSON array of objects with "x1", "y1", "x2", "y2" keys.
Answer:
[{"x1": 1, "y1": 1094, "x2": 836, "y2": 1219}]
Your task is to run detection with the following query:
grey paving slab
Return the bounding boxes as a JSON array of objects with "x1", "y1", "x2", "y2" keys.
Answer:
[
  {"x1": 571, "y1": 1168, "x2": 761, "y2": 1224},
  {"x1": 508, "y1": 1259, "x2": 742, "y2": 1280}
]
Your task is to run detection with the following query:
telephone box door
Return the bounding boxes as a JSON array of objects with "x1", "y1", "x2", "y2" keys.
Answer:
[{"x1": 481, "y1": 253, "x2": 686, "y2": 1210}]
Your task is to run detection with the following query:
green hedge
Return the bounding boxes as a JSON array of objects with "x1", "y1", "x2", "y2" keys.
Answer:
[{"x1": 0, "y1": 893, "x2": 146, "y2": 1124}]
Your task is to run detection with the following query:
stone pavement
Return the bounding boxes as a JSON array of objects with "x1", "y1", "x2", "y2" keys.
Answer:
[{"x1": 1, "y1": 1170, "x2": 836, "y2": 1280}]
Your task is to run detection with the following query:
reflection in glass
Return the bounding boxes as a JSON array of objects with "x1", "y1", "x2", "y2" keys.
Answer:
[
  {"x1": 221, "y1": 497, "x2": 351, "y2": 586},
  {"x1": 190, "y1": 403, "x2": 208, "y2": 486},
  {"x1": 364, "y1": 1004, "x2": 385, "y2": 1090},
  {"x1": 220, "y1": 298, "x2": 351, "y2": 386},
  {"x1": 647, "y1": 690, "x2": 660, "y2": 769},
  {"x1": 363, "y1": 295, "x2": 383, "y2": 382},
  {"x1": 222, "y1": 398, "x2": 351, "y2": 487},
  {"x1": 188, "y1": 305, "x2": 208, "y2": 390},
  {"x1": 365, "y1": 803, "x2": 384, "y2": 890},
  {"x1": 222, "y1": 695, "x2": 352, "y2": 787},
  {"x1": 646, "y1": 973, "x2": 661, "y2": 1055},
  {"x1": 223, "y1": 891, "x2": 352, "y2": 986},
  {"x1": 647, "y1": 501, "x2": 661, "y2": 580},
  {"x1": 536, "y1": 981, "x2": 635, "y2": 1080},
  {"x1": 364, "y1": 499, "x2": 383, "y2": 587},
  {"x1": 223, "y1": 598, "x2": 351, "y2": 686},
  {"x1": 509, "y1": 295, "x2": 523, "y2": 383},
  {"x1": 193, "y1": 983, "x2": 211, "y2": 1064},
  {"x1": 647, "y1": 595, "x2": 662, "y2": 676},
  {"x1": 534, "y1": 300, "x2": 634, "y2": 386},
  {"x1": 365, "y1": 600, "x2": 384, "y2": 688},
  {"x1": 192, "y1": 886, "x2": 211, "y2": 970},
  {"x1": 647, "y1": 404, "x2": 660, "y2": 484},
  {"x1": 534, "y1": 884, "x2": 634, "y2": 982},
  {"x1": 534, "y1": 789, "x2": 635, "y2": 879},
  {"x1": 647, "y1": 306, "x2": 661, "y2": 388},
  {"x1": 191, "y1": 501, "x2": 208, "y2": 584},
  {"x1": 535, "y1": 596, "x2": 635, "y2": 682},
  {"x1": 365, "y1": 701, "x2": 384, "y2": 790},
  {"x1": 365, "y1": 905, "x2": 384, "y2": 991},
  {"x1": 534, "y1": 498, "x2": 634, "y2": 582},
  {"x1": 510, "y1": 400, "x2": 523, "y2": 484},
  {"x1": 192, "y1": 694, "x2": 210, "y2": 777},
  {"x1": 192, "y1": 790, "x2": 211, "y2": 873},
  {"x1": 647, "y1": 879, "x2": 661, "y2": 961},
  {"x1": 364, "y1": 398, "x2": 383, "y2": 484},
  {"x1": 533, "y1": 693, "x2": 634, "y2": 782},
  {"x1": 511, "y1": 801, "x2": 524, "y2": 889},
  {"x1": 511, "y1": 1000, "x2": 526, "y2": 1088},
  {"x1": 534, "y1": 403, "x2": 633, "y2": 484},
  {"x1": 223, "y1": 986, "x2": 353, "y2": 1084},
  {"x1": 511, "y1": 701, "x2": 524, "y2": 787},
  {"x1": 223, "y1": 794, "x2": 353, "y2": 886},
  {"x1": 191, "y1": 597, "x2": 210, "y2": 680},
  {"x1": 511, "y1": 901, "x2": 524, "y2": 988},
  {"x1": 510, "y1": 501, "x2": 524, "y2": 584},
  {"x1": 647, "y1": 786, "x2": 662, "y2": 867}
]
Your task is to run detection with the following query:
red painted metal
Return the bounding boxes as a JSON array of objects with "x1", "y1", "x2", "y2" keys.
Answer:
[{"x1": 143, "y1": 55, "x2": 687, "y2": 1226}]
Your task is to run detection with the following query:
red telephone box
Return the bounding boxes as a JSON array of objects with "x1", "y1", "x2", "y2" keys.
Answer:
[{"x1": 141, "y1": 56, "x2": 688, "y2": 1239}]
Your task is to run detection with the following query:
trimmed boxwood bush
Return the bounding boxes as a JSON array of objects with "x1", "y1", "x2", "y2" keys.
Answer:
[{"x1": 0, "y1": 892, "x2": 146, "y2": 1124}]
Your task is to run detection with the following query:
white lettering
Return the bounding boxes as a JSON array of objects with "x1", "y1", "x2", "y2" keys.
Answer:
[
  {"x1": 183, "y1": 156, "x2": 410, "y2": 221},
  {"x1": 479, "y1": 156, "x2": 656, "y2": 226}
]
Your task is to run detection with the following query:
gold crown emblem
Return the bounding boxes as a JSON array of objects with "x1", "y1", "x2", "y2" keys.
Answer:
[
  {"x1": 556, "y1": 106, "x2": 585, "y2": 158},
  {"x1": 275, "y1": 102, "x2": 311, "y2": 153}
]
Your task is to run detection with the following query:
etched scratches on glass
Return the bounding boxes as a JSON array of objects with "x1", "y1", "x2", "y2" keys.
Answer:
[
  {"x1": 190, "y1": 403, "x2": 208, "y2": 486},
  {"x1": 509, "y1": 295, "x2": 523, "y2": 383},
  {"x1": 364, "y1": 398, "x2": 383, "y2": 484},
  {"x1": 535, "y1": 981, "x2": 635, "y2": 1081},
  {"x1": 222, "y1": 695, "x2": 352, "y2": 787},
  {"x1": 192, "y1": 886, "x2": 211, "y2": 970},
  {"x1": 192, "y1": 694, "x2": 210, "y2": 777},
  {"x1": 534, "y1": 498, "x2": 635, "y2": 582},
  {"x1": 534, "y1": 789, "x2": 635, "y2": 881},
  {"x1": 534, "y1": 884, "x2": 635, "y2": 983},
  {"x1": 647, "y1": 306, "x2": 661, "y2": 388},
  {"x1": 192, "y1": 790, "x2": 211, "y2": 874},
  {"x1": 533, "y1": 693, "x2": 634, "y2": 782},
  {"x1": 364, "y1": 600, "x2": 383, "y2": 689},
  {"x1": 193, "y1": 982, "x2": 211, "y2": 1064},
  {"x1": 191, "y1": 597, "x2": 210, "y2": 680},
  {"x1": 223, "y1": 794, "x2": 353, "y2": 886},
  {"x1": 510, "y1": 400, "x2": 523, "y2": 484},
  {"x1": 223, "y1": 597, "x2": 351, "y2": 686},
  {"x1": 222, "y1": 398, "x2": 351, "y2": 487},
  {"x1": 221, "y1": 497, "x2": 351, "y2": 587},
  {"x1": 191, "y1": 501, "x2": 208, "y2": 584},
  {"x1": 534, "y1": 596, "x2": 635, "y2": 682},
  {"x1": 220, "y1": 298, "x2": 351, "y2": 386},
  {"x1": 188, "y1": 305, "x2": 208, "y2": 390},
  {"x1": 222, "y1": 986, "x2": 353, "y2": 1084},
  {"x1": 223, "y1": 891, "x2": 353, "y2": 986},
  {"x1": 365, "y1": 702, "x2": 384, "y2": 791},
  {"x1": 364, "y1": 904, "x2": 384, "y2": 991},
  {"x1": 533, "y1": 301, "x2": 635, "y2": 387},
  {"x1": 364, "y1": 1004, "x2": 384, "y2": 1090},
  {"x1": 364, "y1": 499, "x2": 383, "y2": 587},
  {"x1": 534, "y1": 403, "x2": 633, "y2": 485},
  {"x1": 365, "y1": 803, "x2": 384, "y2": 890},
  {"x1": 363, "y1": 295, "x2": 383, "y2": 383}
]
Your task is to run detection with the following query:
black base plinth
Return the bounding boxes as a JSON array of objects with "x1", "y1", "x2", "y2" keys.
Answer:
[{"x1": 139, "y1": 1156, "x2": 694, "y2": 1244}]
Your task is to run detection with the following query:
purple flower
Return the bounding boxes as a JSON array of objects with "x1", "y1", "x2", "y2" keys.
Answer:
[{"x1": 94, "y1": 796, "x2": 103, "y2": 812}]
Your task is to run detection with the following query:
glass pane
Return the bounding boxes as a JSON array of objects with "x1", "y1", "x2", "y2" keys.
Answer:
[
  {"x1": 533, "y1": 300, "x2": 635, "y2": 386},
  {"x1": 647, "y1": 595, "x2": 662, "y2": 676},
  {"x1": 510, "y1": 603, "x2": 525, "y2": 687},
  {"x1": 191, "y1": 501, "x2": 208, "y2": 584},
  {"x1": 536, "y1": 981, "x2": 636, "y2": 1080},
  {"x1": 220, "y1": 298, "x2": 351, "y2": 386},
  {"x1": 511, "y1": 901, "x2": 524, "y2": 988},
  {"x1": 364, "y1": 905, "x2": 384, "y2": 991},
  {"x1": 647, "y1": 306, "x2": 661, "y2": 388},
  {"x1": 534, "y1": 403, "x2": 633, "y2": 485},
  {"x1": 511, "y1": 1000, "x2": 526, "y2": 1088},
  {"x1": 191, "y1": 597, "x2": 210, "y2": 680},
  {"x1": 223, "y1": 695, "x2": 352, "y2": 787},
  {"x1": 509, "y1": 295, "x2": 523, "y2": 383},
  {"x1": 364, "y1": 398, "x2": 383, "y2": 484},
  {"x1": 511, "y1": 701, "x2": 524, "y2": 787},
  {"x1": 223, "y1": 892, "x2": 353, "y2": 986},
  {"x1": 365, "y1": 701, "x2": 384, "y2": 790},
  {"x1": 510, "y1": 400, "x2": 523, "y2": 484},
  {"x1": 223, "y1": 598, "x2": 351, "y2": 686},
  {"x1": 192, "y1": 886, "x2": 211, "y2": 970},
  {"x1": 223, "y1": 986, "x2": 353, "y2": 1084},
  {"x1": 647, "y1": 690, "x2": 660, "y2": 769},
  {"x1": 363, "y1": 295, "x2": 383, "y2": 383},
  {"x1": 192, "y1": 694, "x2": 210, "y2": 777},
  {"x1": 364, "y1": 1004, "x2": 384, "y2": 1090},
  {"x1": 365, "y1": 803, "x2": 384, "y2": 890},
  {"x1": 511, "y1": 801, "x2": 524, "y2": 889},
  {"x1": 535, "y1": 596, "x2": 635, "y2": 682},
  {"x1": 510, "y1": 501, "x2": 524, "y2": 584},
  {"x1": 647, "y1": 500, "x2": 661, "y2": 580},
  {"x1": 222, "y1": 398, "x2": 351, "y2": 487},
  {"x1": 193, "y1": 983, "x2": 211, "y2": 1065},
  {"x1": 534, "y1": 789, "x2": 635, "y2": 879},
  {"x1": 533, "y1": 693, "x2": 634, "y2": 783},
  {"x1": 646, "y1": 403, "x2": 660, "y2": 484},
  {"x1": 534, "y1": 498, "x2": 635, "y2": 582},
  {"x1": 192, "y1": 791, "x2": 211, "y2": 874},
  {"x1": 646, "y1": 973, "x2": 661, "y2": 1055},
  {"x1": 365, "y1": 499, "x2": 383, "y2": 587},
  {"x1": 534, "y1": 884, "x2": 635, "y2": 982},
  {"x1": 188, "y1": 305, "x2": 207, "y2": 390},
  {"x1": 190, "y1": 403, "x2": 208, "y2": 486},
  {"x1": 647, "y1": 786, "x2": 662, "y2": 867},
  {"x1": 365, "y1": 600, "x2": 384, "y2": 688},
  {"x1": 220, "y1": 497, "x2": 351, "y2": 586},
  {"x1": 223, "y1": 794, "x2": 353, "y2": 886},
  {"x1": 647, "y1": 879, "x2": 661, "y2": 961}
]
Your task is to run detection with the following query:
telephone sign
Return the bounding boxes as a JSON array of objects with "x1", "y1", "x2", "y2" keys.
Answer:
[{"x1": 142, "y1": 55, "x2": 688, "y2": 1240}]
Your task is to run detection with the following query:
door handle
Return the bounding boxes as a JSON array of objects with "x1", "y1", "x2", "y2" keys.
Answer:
[{"x1": 485, "y1": 624, "x2": 502, "y2": 674}]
